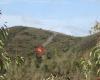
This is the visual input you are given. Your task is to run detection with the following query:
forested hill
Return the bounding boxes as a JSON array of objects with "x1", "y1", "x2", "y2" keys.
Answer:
[{"x1": 5, "y1": 26, "x2": 100, "y2": 58}]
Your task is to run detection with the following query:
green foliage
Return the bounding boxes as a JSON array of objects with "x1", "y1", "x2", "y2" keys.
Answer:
[
  {"x1": 0, "y1": 27, "x2": 8, "y2": 47},
  {"x1": 76, "y1": 22, "x2": 100, "y2": 79},
  {"x1": 79, "y1": 58, "x2": 91, "y2": 79},
  {"x1": 0, "y1": 26, "x2": 10, "y2": 71},
  {"x1": 90, "y1": 21, "x2": 100, "y2": 34},
  {"x1": 0, "y1": 11, "x2": 25, "y2": 79},
  {"x1": 90, "y1": 45, "x2": 100, "y2": 76},
  {"x1": 15, "y1": 56, "x2": 25, "y2": 66},
  {"x1": 79, "y1": 45, "x2": 100, "y2": 80}
]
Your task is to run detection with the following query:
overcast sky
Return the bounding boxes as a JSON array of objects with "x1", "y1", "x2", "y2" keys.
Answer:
[{"x1": 0, "y1": 0, "x2": 100, "y2": 36}]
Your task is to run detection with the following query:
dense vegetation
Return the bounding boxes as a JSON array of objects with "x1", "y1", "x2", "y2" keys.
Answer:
[
  {"x1": 0, "y1": 25, "x2": 98, "y2": 80},
  {"x1": 5, "y1": 26, "x2": 99, "y2": 57}
]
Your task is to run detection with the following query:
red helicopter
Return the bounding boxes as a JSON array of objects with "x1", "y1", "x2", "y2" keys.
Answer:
[
  {"x1": 34, "y1": 45, "x2": 45, "y2": 57},
  {"x1": 34, "y1": 32, "x2": 58, "y2": 57}
]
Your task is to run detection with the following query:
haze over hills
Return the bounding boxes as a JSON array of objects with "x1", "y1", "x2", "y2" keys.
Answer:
[{"x1": 5, "y1": 26, "x2": 100, "y2": 58}]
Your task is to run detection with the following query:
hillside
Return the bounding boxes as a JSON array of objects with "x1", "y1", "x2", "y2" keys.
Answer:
[
  {"x1": 5, "y1": 26, "x2": 100, "y2": 57},
  {"x1": 3, "y1": 26, "x2": 100, "y2": 80}
]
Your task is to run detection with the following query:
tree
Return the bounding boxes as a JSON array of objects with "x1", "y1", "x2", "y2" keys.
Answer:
[
  {"x1": 90, "y1": 21, "x2": 100, "y2": 34},
  {"x1": 78, "y1": 22, "x2": 100, "y2": 80},
  {"x1": 0, "y1": 10, "x2": 10, "y2": 75},
  {"x1": 0, "y1": 10, "x2": 25, "y2": 79}
]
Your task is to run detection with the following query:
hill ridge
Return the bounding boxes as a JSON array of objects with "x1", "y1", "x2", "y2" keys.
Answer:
[{"x1": 5, "y1": 26, "x2": 100, "y2": 58}]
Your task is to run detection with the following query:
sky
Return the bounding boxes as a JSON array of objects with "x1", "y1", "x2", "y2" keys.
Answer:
[{"x1": 0, "y1": 0, "x2": 100, "y2": 36}]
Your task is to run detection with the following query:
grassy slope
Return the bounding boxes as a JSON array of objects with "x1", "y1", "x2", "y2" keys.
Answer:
[
  {"x1": 4, "y1": 26, "x2": 100, "y2": 80},
  {"x1": 5, "y1": 26, "x2": 99, "y2": 57}
]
